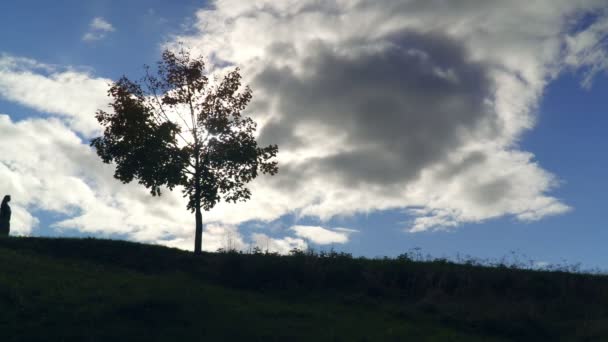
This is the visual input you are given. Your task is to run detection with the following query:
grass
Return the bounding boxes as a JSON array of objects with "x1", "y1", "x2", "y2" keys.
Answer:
[{"x1": 0, "y1": 237, "x2": 606, "y2": 341}]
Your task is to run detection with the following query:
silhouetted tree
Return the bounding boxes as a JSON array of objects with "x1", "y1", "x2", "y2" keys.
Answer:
[{"x1": 91, "y1": 49, "x2": 278, "y2": 254}]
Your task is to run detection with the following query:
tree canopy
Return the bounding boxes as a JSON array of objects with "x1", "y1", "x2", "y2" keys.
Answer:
[{"x1": 91, "y1": 48, "x2": 278, "y2": 254}]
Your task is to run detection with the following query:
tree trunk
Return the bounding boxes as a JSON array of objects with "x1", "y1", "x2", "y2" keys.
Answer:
[
  {"x1": 194, "y1": 169, "x2": 203, "y2": 254},
  {"x1": 193, "y1": 144, "x2": 203, "y2": 255},
  {"x1": 194, "y1": 204, "x2": 203, "y2": 254}
]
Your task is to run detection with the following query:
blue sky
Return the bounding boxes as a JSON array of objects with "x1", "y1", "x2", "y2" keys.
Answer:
[
  {"x1": 0, "y1": 1, "x2": 204, "y2": 75},
  {"x1": 0, "y1": 1, "x2": 607, "y2": 269}
]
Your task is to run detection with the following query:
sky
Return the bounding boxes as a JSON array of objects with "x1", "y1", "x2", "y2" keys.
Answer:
[{"x1": 0, "y1": 0, "x2": 607, "y2": 269}]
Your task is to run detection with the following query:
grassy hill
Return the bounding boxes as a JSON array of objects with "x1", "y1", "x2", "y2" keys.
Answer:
[{"x1": 0, "y1": 237, "x2": 607, "y2": 341}]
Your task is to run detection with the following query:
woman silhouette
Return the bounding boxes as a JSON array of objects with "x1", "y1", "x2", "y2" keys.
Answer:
[{"x1": 0, "y1": 195, "x2": 11, "y2": 237}]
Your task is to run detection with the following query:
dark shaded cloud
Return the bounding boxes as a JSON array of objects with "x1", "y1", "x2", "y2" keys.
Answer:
[
  {"x1": 469, "y1": 177, "x2": 513, "y2": 206},
  {"x1": 257, "y1": 30, "x2": 495, "y2": 186},
  {"x1": 435, "y1": 151, "x2": 487, "y2": 180}
]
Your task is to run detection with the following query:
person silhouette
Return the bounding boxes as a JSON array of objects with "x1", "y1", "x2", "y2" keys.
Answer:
[{"x1": 0, "y1": 195, "x2": 11, "y2": 237}]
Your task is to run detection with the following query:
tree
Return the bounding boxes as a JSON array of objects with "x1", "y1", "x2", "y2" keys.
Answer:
[{"x1": 91, "y1": 48, "x2": 278, "y2": 254}]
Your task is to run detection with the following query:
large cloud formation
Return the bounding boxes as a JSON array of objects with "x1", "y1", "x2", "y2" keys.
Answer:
[
  {"x1": 174, "y1": 0, "x2": 608, "y2": 232},
  {"x1": 0, "y1": 1, "x2": 607, "y2": 252}
]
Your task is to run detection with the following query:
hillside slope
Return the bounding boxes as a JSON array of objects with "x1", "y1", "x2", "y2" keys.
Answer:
[{"x1": 0, "y1": 237, "x2": 606, "y2": 341}]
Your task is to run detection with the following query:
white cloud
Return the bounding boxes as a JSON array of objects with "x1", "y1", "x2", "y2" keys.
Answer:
[
  {"x1": 0, "y1": 55, "x2": 110, "y2": 136},
  {"x1": 164, "y1": 0, "x2": 608, "y2": 232},
  {"x1": 290, "y1": 225, "x2": 357, "y2": 244},
  {"x1": 91, "y1": 17, "x2": 115, "y2": 32},
  {"x1": 251, "y1": 233, "x2": 307, "y2": 254},
  {"x1": 0, "y1": 114, "x2": 194, "y2": 244},
  {"x1": 162, "y1": 224, "x2": 246, "y2": 252},
  {"x1": 533, "y1": 261, "x2": 550, "y2": 269},
  {"x1": 83, "y1": 17, "x2": 116, "y2": 41},
  {"x1": 564, "y1": 10, "x2": 608, "y2": 87}
]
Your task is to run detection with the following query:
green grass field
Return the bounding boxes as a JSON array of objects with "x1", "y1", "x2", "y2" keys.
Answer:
[{"x1": 0, "y1": 237, "x2": 606, "y2": 341}]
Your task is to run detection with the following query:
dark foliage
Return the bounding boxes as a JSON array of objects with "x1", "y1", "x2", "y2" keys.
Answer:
[
  {"x1": 91, "y1": 78, "x2": 187, "y2": 195},
  {"x1": 91, "y1": 49, "x2": 278, "y2": 253}
]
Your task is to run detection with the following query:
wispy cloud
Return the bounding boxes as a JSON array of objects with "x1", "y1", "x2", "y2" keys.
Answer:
[
  {"x1": 0, "y1": 55, "x2": 110, "y2": 135},
  {"x1": 291, "y1": 225, "x2": 357, "y2": 245},
  {"x1": 82, "y1": 17, "x2": 115, "y2": 42}
]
